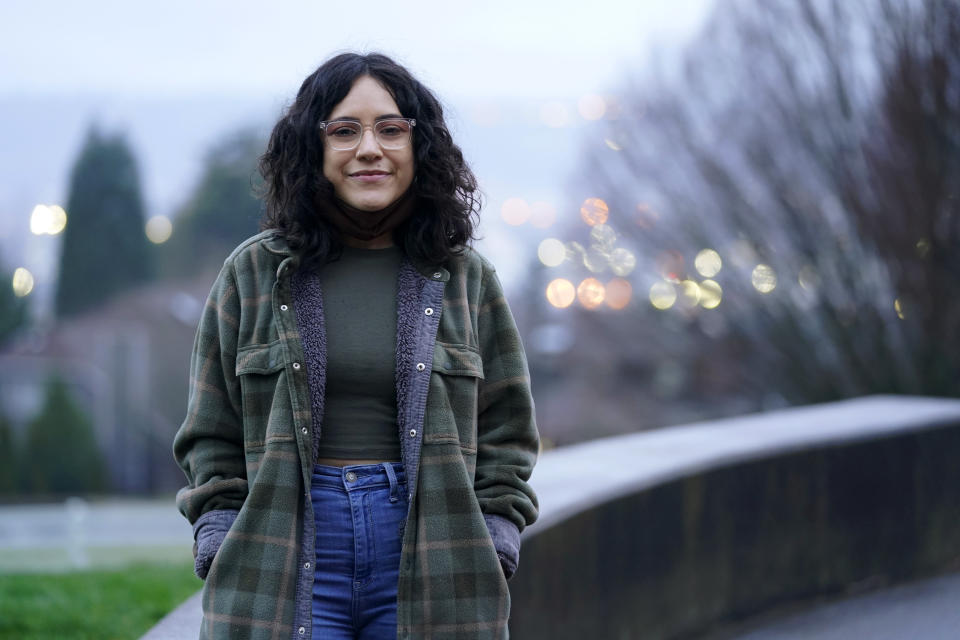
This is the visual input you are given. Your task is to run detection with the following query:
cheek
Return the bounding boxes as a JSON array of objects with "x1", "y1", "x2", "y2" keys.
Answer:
[
  {"x1": 322, "y1": 155, "x2": 338, "y2": 184},
  {"x1": 397, "y1": 151, "x2": 416, "y2": 187}
]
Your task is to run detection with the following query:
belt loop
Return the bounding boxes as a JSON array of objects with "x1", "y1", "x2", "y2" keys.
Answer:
[{"x1": 382, "y1": 463, "x2": 399, "y2": 503}]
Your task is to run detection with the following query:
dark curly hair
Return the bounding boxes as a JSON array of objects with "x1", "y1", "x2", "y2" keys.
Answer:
[{"x1": 259, "y1": 52, "x2": 480, "y2": 271}]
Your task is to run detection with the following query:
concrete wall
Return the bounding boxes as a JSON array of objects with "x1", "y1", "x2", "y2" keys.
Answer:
[{"x1": 509, "y1": 397, "x2": 960, "y2": 639}]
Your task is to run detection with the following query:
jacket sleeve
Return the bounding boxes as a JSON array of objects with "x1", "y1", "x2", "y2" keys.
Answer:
[
  {"x1": 173, "y1": 261, "x2": 248, "y2": 578},
  {"x1": 475, "y1": 265, "x2": 539, "y2": 578}
]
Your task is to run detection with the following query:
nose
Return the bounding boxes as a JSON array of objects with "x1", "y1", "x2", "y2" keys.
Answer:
[{"x1": 355, "y1": 128, "x2": 382, "y2": 160}]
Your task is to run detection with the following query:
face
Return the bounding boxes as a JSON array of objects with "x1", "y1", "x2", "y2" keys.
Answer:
[{"x1": 322, "y1": 75, "x2": 415, "y2": 211}]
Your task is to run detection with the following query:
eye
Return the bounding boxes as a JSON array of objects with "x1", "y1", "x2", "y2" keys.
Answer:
[
  {"x1": 329, "y1": 125, "x2": 359, "y2": 138},
  {"x1": 377, "y1": 120, "x2": 410, "y2": 138}
]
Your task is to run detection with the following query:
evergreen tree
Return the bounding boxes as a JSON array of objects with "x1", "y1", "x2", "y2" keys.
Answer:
[
  {"x1": 0, "y1": 409, "x2": 17, "y2": 495},
  {"x1": 160, "y1": 127, "x2": 264, "y2": 277},
  {"x1": 0, "y1": 256, "x2": 27, "y2": 346},
  {"x1": 22, "y1": 377, "x2": 107, "y2": 495},
  {"x1": 56, "y1": 125, "x2": 152, "y2": 317}
]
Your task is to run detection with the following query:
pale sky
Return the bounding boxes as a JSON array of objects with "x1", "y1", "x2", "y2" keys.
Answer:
[
  {"x1": 0, "y1": 0, "x2": 711, "y2": 100},
  {"x1": 0, "y1": 0, "x2": 713, "y2": 307}
]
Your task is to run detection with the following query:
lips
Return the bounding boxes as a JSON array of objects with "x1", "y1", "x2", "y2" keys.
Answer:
[{"x1": 348, "y1": 170, "x2": 391, "y2": 184}]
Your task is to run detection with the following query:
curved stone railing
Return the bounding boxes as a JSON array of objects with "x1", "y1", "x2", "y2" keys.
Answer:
[
  {"x1": 143, "y1": 395, "x2": 960, "y2": 638},
  {"x1": 508, "y1": 395, "x2": 960, "y2": 639}
]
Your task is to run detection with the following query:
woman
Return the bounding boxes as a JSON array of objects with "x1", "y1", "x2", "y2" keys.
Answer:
[{"x1": 173, "y1": 52, "x2": 539, "y2": 640}]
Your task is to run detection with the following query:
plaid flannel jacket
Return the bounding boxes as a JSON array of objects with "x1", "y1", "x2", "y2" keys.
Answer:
[{"x1": 173, "y1": 231, "x2": 539, "y2": 639}]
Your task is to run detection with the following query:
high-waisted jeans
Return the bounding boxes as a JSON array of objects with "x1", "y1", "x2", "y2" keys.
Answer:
[{"x1": 310, "y1": 462, "x2": 408, "y2": 640}]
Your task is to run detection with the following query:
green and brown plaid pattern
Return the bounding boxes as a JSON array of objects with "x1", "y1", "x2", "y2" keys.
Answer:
[{"x1": 174, "y1": 232, "x2": 538, "y2": 639}]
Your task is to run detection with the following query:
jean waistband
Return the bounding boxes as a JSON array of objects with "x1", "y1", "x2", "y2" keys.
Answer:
[{"x1": 311, "y1": 462, "x2": 406, "y2": 495}]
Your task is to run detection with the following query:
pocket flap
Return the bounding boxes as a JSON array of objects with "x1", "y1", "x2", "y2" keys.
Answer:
[
  {"x1": 236, "y1": 341, "x2": 285, "y2": 375},
  {"x1": 433, "y1": 342, "x2": 484, "y2": 379}
]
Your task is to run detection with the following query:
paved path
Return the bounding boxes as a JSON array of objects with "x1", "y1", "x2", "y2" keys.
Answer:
[
  {"x1": 728, "y1": 572, "x2": 960, "y2": 639},
  {"x1": 140, "y1": 592, "x2": 203, "y2": 640}
]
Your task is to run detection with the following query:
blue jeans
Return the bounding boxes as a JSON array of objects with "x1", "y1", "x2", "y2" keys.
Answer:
[{"x1": 310, "y1": 463, "x2": 408, "y2": 640}]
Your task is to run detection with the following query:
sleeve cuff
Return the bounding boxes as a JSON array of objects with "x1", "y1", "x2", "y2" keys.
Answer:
[
  {"x1": 484, "y1": 513, "x2": 521, "y2": 580},
  {"x1": 193, "y1": 509, "x2": 239, "y2": 580}
]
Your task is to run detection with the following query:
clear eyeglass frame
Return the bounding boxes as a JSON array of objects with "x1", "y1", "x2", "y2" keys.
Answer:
[{"x1": 318, "y1": 118, "x2": 417, "y2": 151}]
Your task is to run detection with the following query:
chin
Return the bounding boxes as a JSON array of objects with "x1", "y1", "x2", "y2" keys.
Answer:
[
  {"x1": 351, "y1": 199, "x2": 389, "y2": 211},
  {"x1": 345, "y1": 192, "x2": 395, "y2": 211}
]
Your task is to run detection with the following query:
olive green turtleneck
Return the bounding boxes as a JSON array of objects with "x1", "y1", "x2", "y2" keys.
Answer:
[{"x1": 316, "y1": 244, "x2": 403, "y2": 461}]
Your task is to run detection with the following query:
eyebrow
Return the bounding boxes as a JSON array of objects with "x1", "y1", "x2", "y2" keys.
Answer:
[{"x1": 327, "y1": 114, "x2": 404, "y2": 122}]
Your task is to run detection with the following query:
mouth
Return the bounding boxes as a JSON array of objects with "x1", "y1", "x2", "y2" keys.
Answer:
[
  {"x1": 348, "y1": 170, "x2": 392, "y2": 184},
  {"x1": 350, "y1": 170, "x2": 390, "y2": 177}
]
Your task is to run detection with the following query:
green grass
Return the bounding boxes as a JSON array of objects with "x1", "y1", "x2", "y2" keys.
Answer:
[{"x1": 0, "y1": 562, "x2": 201, "y2": 640}]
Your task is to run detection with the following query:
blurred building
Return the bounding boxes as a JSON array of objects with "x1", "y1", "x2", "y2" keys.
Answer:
[{"x1": 0, "y1": 272, "x2": 217, "y2": 494}]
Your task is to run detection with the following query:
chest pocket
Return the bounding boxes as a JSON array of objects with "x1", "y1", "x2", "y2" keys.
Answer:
[
  {"x1": 235, "y1": 340, "x2": 295, "y2": 448},
  {"x1": 424, "y1": 341, "x2": 484, "y2": 451}
]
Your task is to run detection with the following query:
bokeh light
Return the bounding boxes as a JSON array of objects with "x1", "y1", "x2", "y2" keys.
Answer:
[
  {"x1": 583, "y1": 248, "x2": 607, "y2": 273},
  {"x1": 577, "y1": 278, "x2": 605, "y2": 309},
  {"x1": 546, "y1": 279, "x2": 576, "y2": 308},
  {"x1": 679, "y1": 280, "x2": 702, "y2": 308},
  {"x1": 578, "y1": 94, "x2": 607, "y2": 120},
  {"x1": 650, "y1": 282, "x2": 677, "y2": 310},
  {"x1": 30, "y1": 204, "x2": 68, "y2": 235},
  {"x1": 609, "y1": 248, "x2": 636, "y2": 276},
  {"x1": 699, "y1": 280, "x2": 722, "y2": 309},
  {"x1": 798, "y1": 264, "x2": 819, "y2": 290},
  {"x1": 12, "y1": 267, "x2": 34, "y2": 297},
  {"x1": 566, "y1": 241, "x2": 586, "y2": 262},
  {"x1": 580, "y1": 198, "x2": 609, "y2": 226},
  {"x1": 894, "y1": 298, "x2": 905, "y2": 320},
  {"x1": 694, "y1": 249, "x2": 722, "y2": 277},
  {"x1": 634, "y1": 203, "x2": 660, "y2": 229},
  {"x1": 145, "y1": 215, "x2": 173, "y2": 244},
  {"x1": 589, "y1": 223, "x2": 616, "y2": 248},
  {"x1": 538, "y1": 238, "x2": 566, "y2": 267},
  {"x1": 656, "y1": 250, "x2": 684, "y2": 281},
  {"x1": 605, "y1": 278, "x2": 632, "y2": 310},
  {"x1": 540, "y1": 101, "x2": 570, "y2": 128},
  {"x1": 529, "y1": 201, "x2": 557, "y2": 228},
  {"x1": 752, "y1": 264, "x2": 777, "y2": 293},
  {"x1": 500, "y1": 197, "x2": 531, "y2": 226}
]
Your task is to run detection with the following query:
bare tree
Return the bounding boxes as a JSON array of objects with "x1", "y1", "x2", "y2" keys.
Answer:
[{"x1": 560, "y1": 0, "x2": 959, "y2": 411}]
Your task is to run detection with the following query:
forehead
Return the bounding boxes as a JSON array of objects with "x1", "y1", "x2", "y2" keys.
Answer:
[{"x1": 328, "y1": 75, "x2": 401, "y2": 119}]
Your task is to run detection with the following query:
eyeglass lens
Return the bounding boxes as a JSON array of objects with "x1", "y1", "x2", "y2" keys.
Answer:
[{"x1": 324, "y1": 119, "x2": 413, "y2": 150}]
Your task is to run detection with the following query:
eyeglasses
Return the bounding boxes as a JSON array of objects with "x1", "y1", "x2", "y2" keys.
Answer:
[{"x1": 319, "y1": 118, "x2": 417, "y2": 151}]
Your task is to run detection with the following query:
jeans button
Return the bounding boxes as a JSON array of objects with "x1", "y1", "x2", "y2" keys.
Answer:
[{"x1": 345, "y1": 471, "x2": 357, "y2": 482}]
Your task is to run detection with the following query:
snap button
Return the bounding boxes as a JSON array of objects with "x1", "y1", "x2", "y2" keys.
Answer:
[
  {"x1": 416, "y1": 363, "x2": 425, "y2": 371},
  {"x1": 280, "y1": 304, "x2": 289, "y2": 311},
  {"x1": 424, "y1": 308, "x2": 434, "y2": 316},
  {"x1": 304, "y1": 562, "x2": 311, "y2": 569},
  {"x1": 293, "y1": 362, "x2": 301, "y2": 370},
  {"x1": 298, "y1": 627, "x2": 305, "y2": 635},
  {"x1": 346, "y1": 471, "x2": 357, "y2": 482},
  {"x1": 301, "y1": 427, "x2": 308, "y2": 435},
  {"x1": 432, "y1": 272, "x2": 442, "y2": 279},
  {"x1": 409, "y1": 429, "x2": 417, "y2": 437}
]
